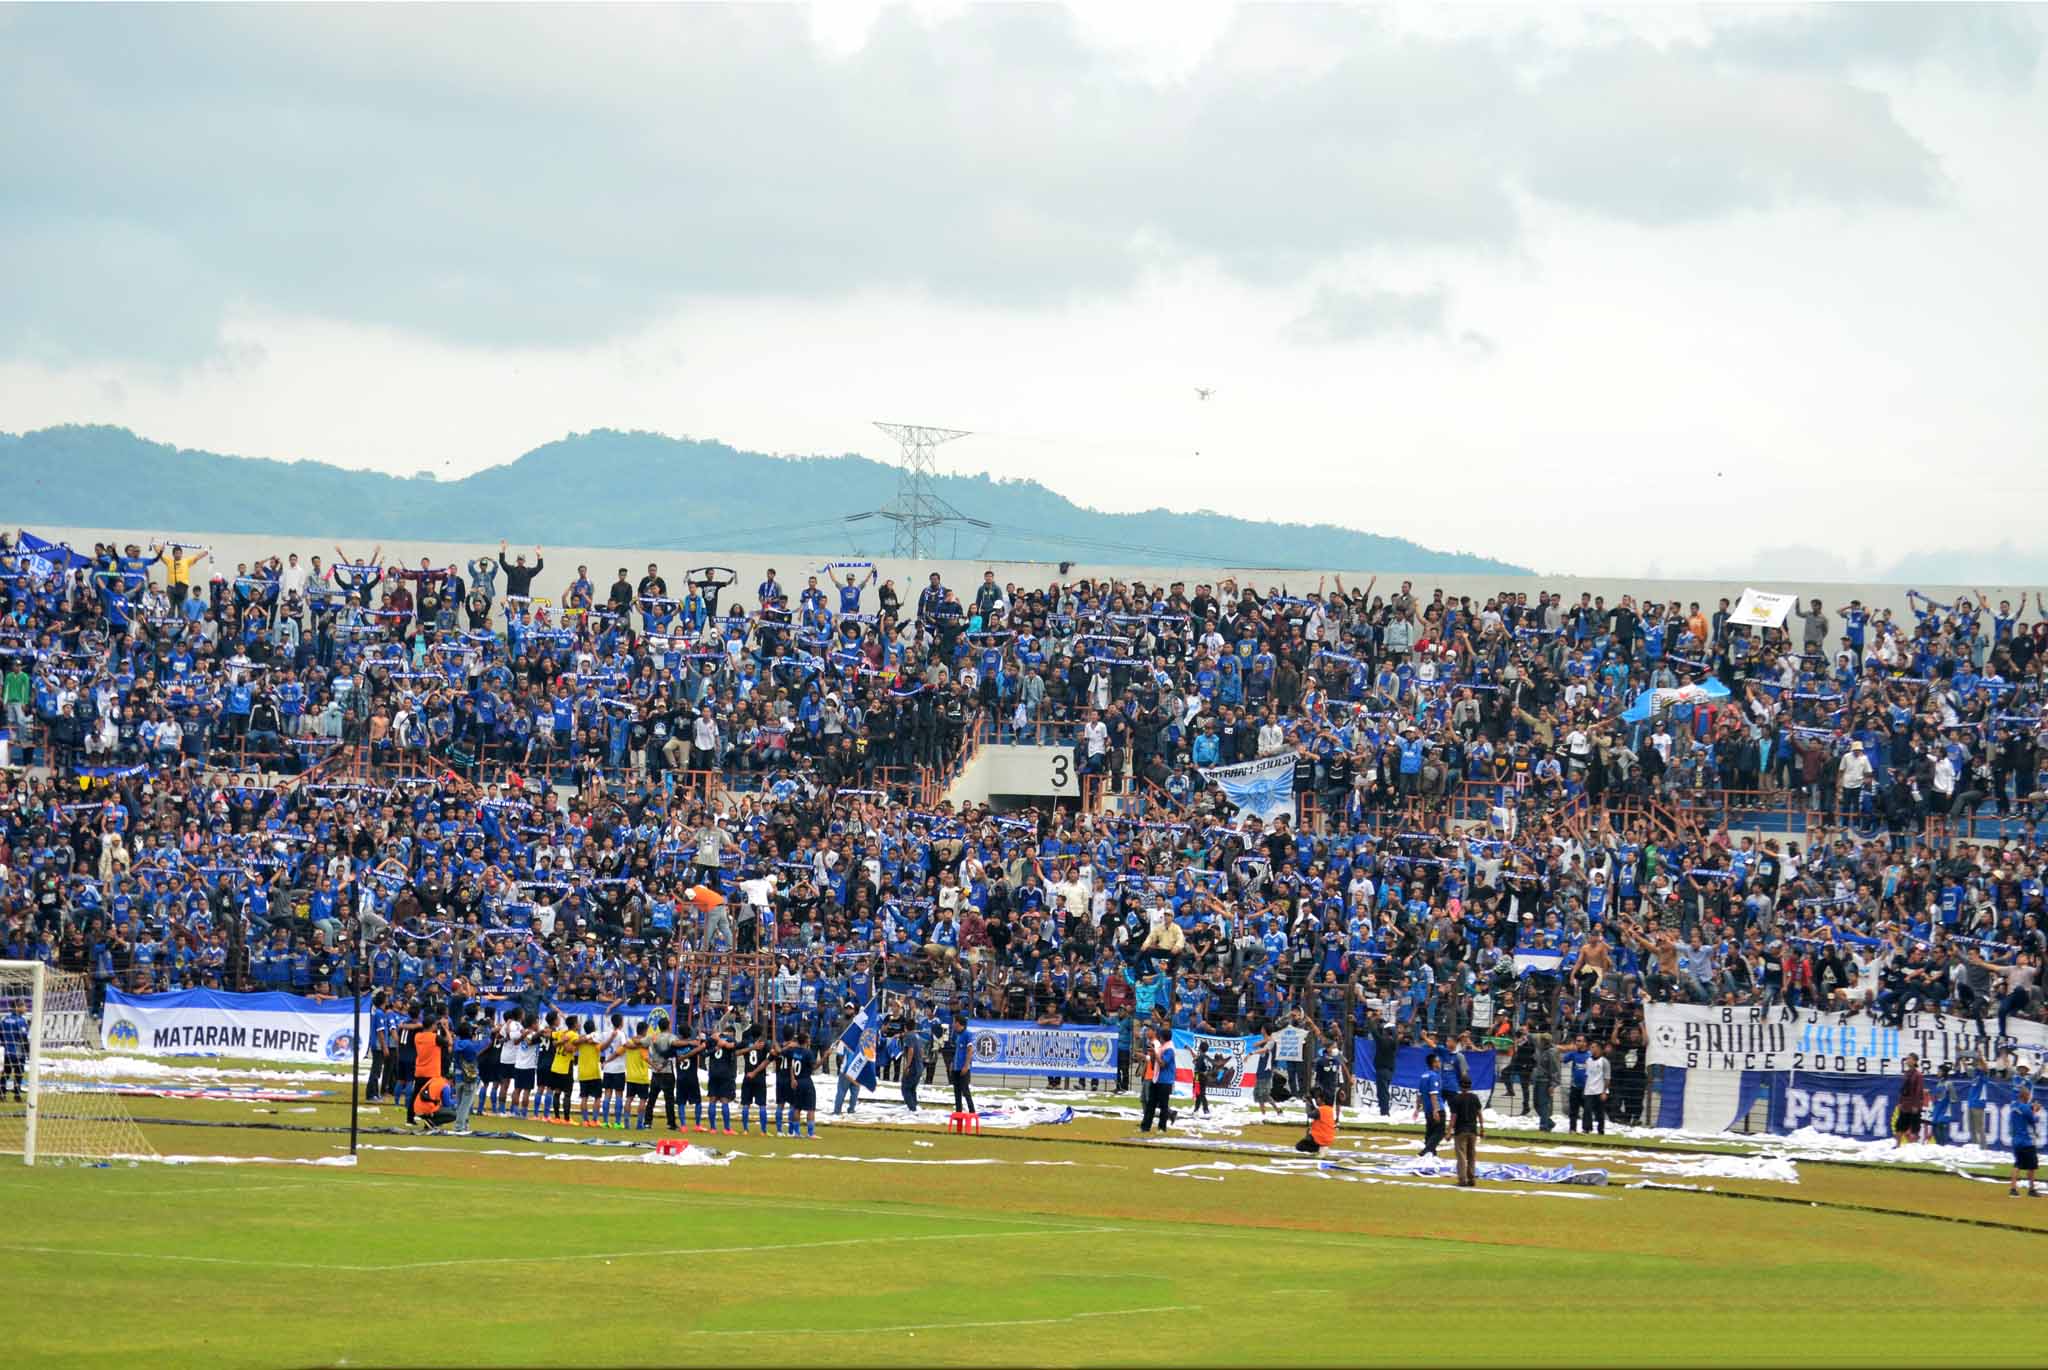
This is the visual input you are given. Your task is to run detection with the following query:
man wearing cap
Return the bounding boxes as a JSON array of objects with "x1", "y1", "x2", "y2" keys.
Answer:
[{"x1": 1838, "y1": 739, "x2": 1872, "y2": 815}]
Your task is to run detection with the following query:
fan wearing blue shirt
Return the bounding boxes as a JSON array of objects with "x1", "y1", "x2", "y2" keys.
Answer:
[
  {"x1": 2009, "y1": 1082, "x2": 2040, "y2": 1198},
  {"x1": 1418, "y1": 1051, "x2": 1446, "y2": 1156},
  {"x1": 1561, "y1": 1037, "x2": 1591, "y2": 1133},
  {"x1": 950, "y1": 1016, "x2": 977, "y2": 1116}
]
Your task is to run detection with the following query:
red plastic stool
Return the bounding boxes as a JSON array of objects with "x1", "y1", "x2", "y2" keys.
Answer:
[
  {"x1": 947, "y1": 1112, "x2": 981, "y2": 1135},
  {"x1": 655, "y1": 1138, "x2": 689, "y2": 1156}
]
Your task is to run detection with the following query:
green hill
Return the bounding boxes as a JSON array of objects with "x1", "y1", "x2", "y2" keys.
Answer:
[{"x1": 1, "y1": 425, "x2": 1527, "y2": 573}]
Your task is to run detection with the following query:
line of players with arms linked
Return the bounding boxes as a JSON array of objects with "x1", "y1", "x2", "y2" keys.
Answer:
[{"x1": 371, "y1": 988, "x2": 978, "y2": 1138}]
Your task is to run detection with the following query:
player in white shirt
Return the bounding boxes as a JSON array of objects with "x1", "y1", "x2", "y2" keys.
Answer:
[{"x1": 489, "y1": 1013, "x2": 522, "y2": 1115}]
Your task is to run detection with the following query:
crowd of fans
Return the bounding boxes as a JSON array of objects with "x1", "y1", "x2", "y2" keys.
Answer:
[{"x1": 2, "y1": 529, "x2": 2045, "y2": 1119}]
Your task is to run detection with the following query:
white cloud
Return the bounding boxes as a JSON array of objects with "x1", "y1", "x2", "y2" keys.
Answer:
[
  {"x1": 1286, "y1": 285, "x2": 1453, "y2": 345},
  {"x1": 1, "y1": 3, "x2": 2043, "y2": 579}
]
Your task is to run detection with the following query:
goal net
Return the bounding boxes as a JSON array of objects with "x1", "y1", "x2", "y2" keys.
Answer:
[{"x1": 0, "y1": 961, "x2": 156, "y2": 1165}]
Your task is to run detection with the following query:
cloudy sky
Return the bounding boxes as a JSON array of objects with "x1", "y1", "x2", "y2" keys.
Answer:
[{"x1": 3, "y1": 3, "x2": 2044, "y2": 579}]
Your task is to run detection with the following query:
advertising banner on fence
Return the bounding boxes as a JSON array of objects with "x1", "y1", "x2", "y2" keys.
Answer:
[
  {"x1": 1645, "y1": 1003, "x2": 2048, "y2": 1076},
  {"x1": 1170, "y1": 1030, "x2": 1263, "y2": 1100},
  {"x1": 968, "y1": 1020, "x2": 1119, "y2": 1081},
  {"x1": 102, "y1": 987, "x2": 365, "y2": 1063}
]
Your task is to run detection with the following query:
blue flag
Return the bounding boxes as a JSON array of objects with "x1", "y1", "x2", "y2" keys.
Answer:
[
  {"x1": 1620, "y1": 678, "x2": 1729, "y2": 725},
  {"x1": 837, "y1": 995, "x2": 885, "y2": 1089},
  {"x1": 14, "y1": 529, "x2": 92, "y2": 581}
]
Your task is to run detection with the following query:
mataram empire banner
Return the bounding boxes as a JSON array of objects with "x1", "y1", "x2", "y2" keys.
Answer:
[
  {"x1": 1645, "y1": 1002, "x2": 2048, "y2": 1076},
  {"x1": 102, "y1": 987, "x2": 365, "y2": 1064}
]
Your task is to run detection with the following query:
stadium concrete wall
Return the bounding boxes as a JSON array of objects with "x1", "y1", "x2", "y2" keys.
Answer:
[{"x1": 21, "y1": 525, "x2": 1981, "y2": 626}]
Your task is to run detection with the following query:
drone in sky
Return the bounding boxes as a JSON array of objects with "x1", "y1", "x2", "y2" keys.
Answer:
[{"x1": 1194, "y1": 387, "x2": 1214, "y2": 401}]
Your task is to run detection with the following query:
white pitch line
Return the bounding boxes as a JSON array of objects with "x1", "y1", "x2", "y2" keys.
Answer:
[
  {"x1": 690, "y1": 1304, "x2": 1201, "y2": 1337},
  {"x1": 136, "y1": 1182, "x2": 322, "y2": 1198},
  {"x1": 372, "y1": 1224, "x2": 1128, "y2": 1272},
  {"x1": 0, "y1": 1243, "x2": 340, "y2": 1272},
  {"x1": 1, "y1": 1224, "x2": 1128, "y2": 1276},
  {"x1": 353, "y1": 1169, "x2": 1108, "y2": 1230}
]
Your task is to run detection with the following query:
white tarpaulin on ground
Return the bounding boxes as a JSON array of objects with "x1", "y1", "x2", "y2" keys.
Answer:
[{"x1": 1728, "y1": 588, "x2": 1798, "y2": 630}]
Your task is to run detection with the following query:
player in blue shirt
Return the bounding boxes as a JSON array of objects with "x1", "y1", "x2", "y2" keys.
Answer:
[{"x1": 782, "y1": 1030, "x2": 819, "y2": 1138}]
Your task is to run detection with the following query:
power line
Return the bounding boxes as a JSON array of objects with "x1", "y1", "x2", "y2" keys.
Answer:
[
  {"x1": 866, "y1": 422, "x2": 986, "y2": 558},
  {"x1": 681, "y1": 514, "x2": 867, "y2": 550},
  {"x1": 976, "y1": 520, "x2": 1322, "y2": 572}
]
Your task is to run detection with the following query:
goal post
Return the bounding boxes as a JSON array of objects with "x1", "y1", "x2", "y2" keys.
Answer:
[{"x1": 0, "y1": 960, "x2": 156, "y2": 1166}]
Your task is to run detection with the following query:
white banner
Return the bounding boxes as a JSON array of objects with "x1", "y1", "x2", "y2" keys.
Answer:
[
  {"x1": 1196, "y1": 752, "x2": 1297, "y2": 822},
  {"x1": 1645, "y1": 1002, "x2": 2048, "y2": 1076},
  {"x1": 1171, "y1": 1030, "x2": 1263, "y2": 1100},
  {"x1": 102, "y1": 988, "x2": 364, "y2": 1064},
  {"x1": 1729, "y1": 588, "x2": 1797, "y2": 631}
]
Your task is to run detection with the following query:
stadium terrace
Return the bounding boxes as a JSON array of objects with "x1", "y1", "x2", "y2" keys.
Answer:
[{"x1": 1, "y1": 525, "x2": 2044, "y2": 1155}]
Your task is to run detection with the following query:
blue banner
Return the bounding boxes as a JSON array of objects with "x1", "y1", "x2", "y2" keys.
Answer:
[
  {"x1": 1771, "y1": 1070, "x2": 1900, "y2": 1141},
  {"x1": 1770, "y1": 1069, "x2": 2028, "y2": 1147},
  {"x1": 1351, "y1": 1043, "x2": 1498, "y2": 1094},
  {"x1": 966, "y1": 1019, "x2": 1119, "y2": 1080}
]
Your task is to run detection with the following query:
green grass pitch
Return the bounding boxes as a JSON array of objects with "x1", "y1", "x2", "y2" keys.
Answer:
[{"x1": 4, "y1": 1083, "x2": 2044, "y2": 1367}]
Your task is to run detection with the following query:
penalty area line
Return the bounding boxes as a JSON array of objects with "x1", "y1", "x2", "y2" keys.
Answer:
[{"x1": 690, "y1": 1304, "x2": 1202, "y2": 1336}]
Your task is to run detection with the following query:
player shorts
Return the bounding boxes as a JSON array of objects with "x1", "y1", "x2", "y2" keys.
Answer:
[
  {"x1": 793, "y1": 1085, "x2": 818, "y2": 1112},
  {"x1": 741, "y1": 1080, "x2": 767, "y2": 1105},
  {"x1": 627, "y1": 1081, "x2": 650, "y2": 1100},
  {"x1": 708, "y1": 1074, "x2": 735, "y2": 1100},
  {"x1": 549, "y1": 1070, "x2": 573, "y2": 1093},
  {"x1": 2017, "y1": 1145, "x2": 2040, "y2": 1172},
  {"x1": 515, "y1": 1068, "x2": 537, "y2": 1091},
  {"x1": 479, "y1": 1055, "x2": 499, "y2": 1084},
  {"x1": 603, "y1": 1073, "x2": 625, "y2": 1092},
  {"x1": 1896, "y1": 1109, "x2": 1923, "y2": 1131},
  {"x1": 678, "y1": 1072, "x2": 703, "y2": 1103},
  {"x1": 580, "y1": 1077, "x2": 604, "y2": 1098}
]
